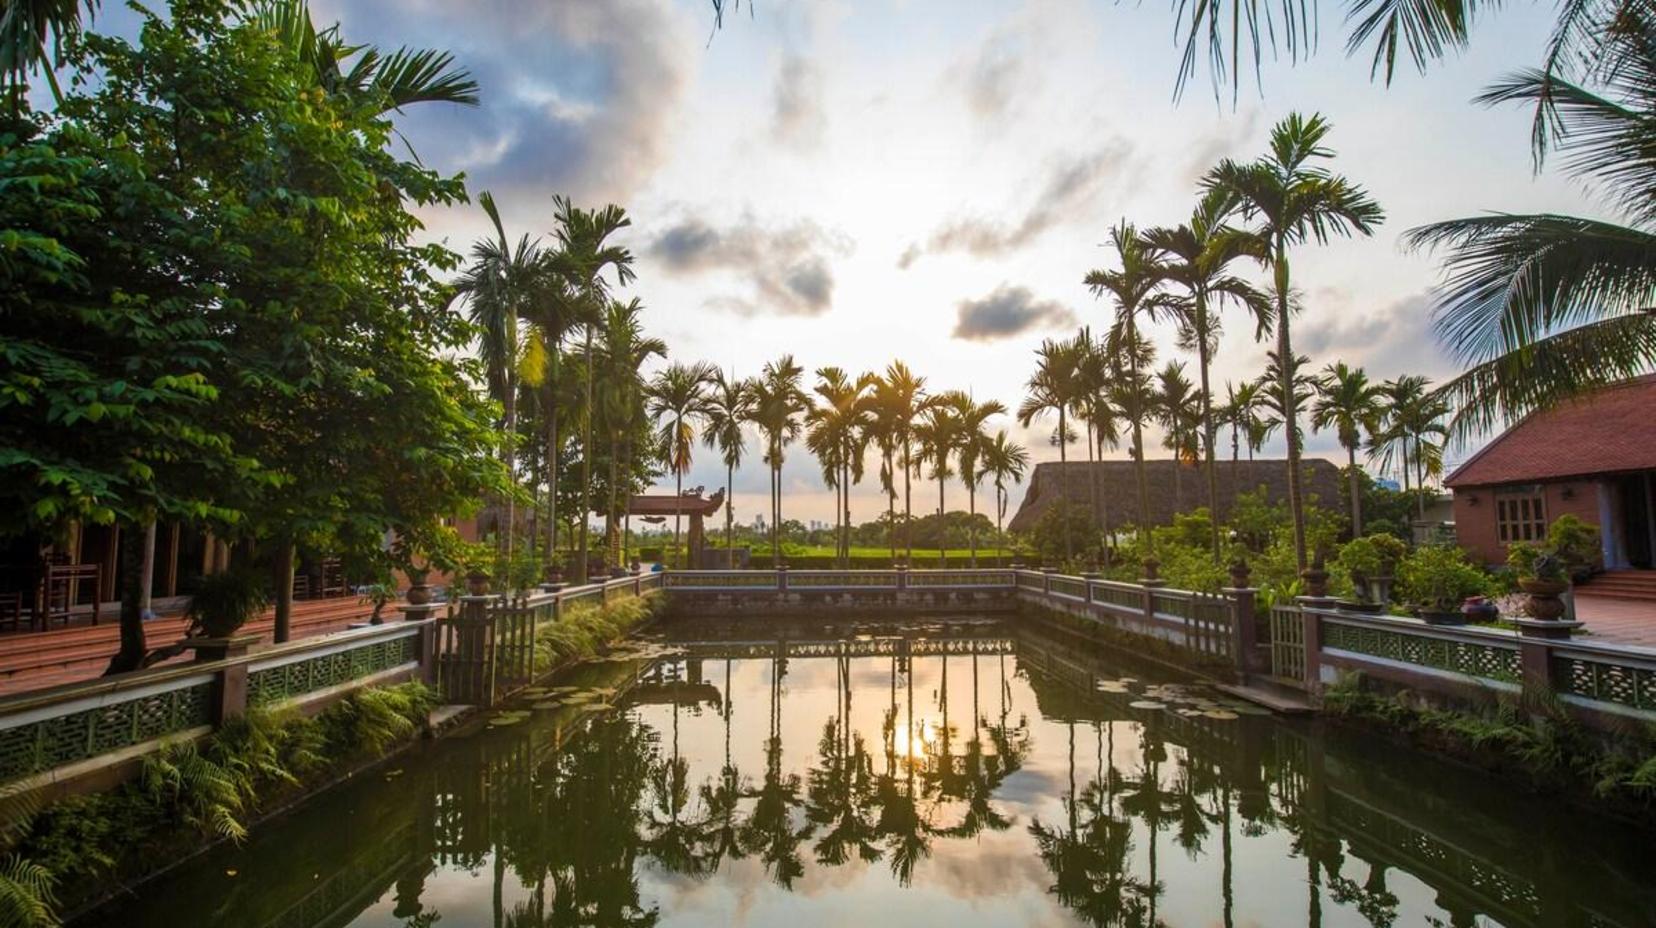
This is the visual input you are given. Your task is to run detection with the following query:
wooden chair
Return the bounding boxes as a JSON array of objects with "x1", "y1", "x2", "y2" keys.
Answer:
[
  {"x1": 319, "y1": 557, "x2": 346, "y2": 598},
  {"x1": 0, "y1": 590, "x2": 24, "y2": 633},
  {"x1": 42, "y1": 561, "x2": 100, "y2": 628}
]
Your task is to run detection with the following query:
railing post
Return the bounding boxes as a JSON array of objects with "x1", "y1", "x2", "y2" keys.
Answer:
[
  {"x1": 214, "y1": 662, "x2": 248, "y2": 724},
  {"x1": 777, "y1": 565, "x2": 789, "y2": 593},
  {"x1": 398, "y1": 602, "x2": 443, "y2": 686},
  {"x1": 1224, "y1": 586, "x2": 1261, "y2": 676},
  {"x1": 1082, "y1": 572, "x2": 1100, "y2": 603},
  {"x1": 1041, "y1": 567, "x2": 1054, "y2": 594}
]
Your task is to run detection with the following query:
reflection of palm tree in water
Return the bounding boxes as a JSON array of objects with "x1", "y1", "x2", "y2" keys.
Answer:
[
  {"x1": 742, "y1": 651, "x2": 809, "y2": 888},
  {"x1": 874, "y1": 650, "x2": 930, "y2": 886},
  {"x1": 806, "y1": 655, "x2": 881, "y2": 866},
  {"x1": 646, "y1": 662, "x2": 713, "y2": 879},
  {"x1": 698, "y1": 659, "x2": 747, "y2": 871}
]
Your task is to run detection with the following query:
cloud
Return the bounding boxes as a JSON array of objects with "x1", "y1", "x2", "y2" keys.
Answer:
[
  {"x1": 899, "y1": 141, "x2": 1136, "y2": 266},
  {"x1": 334, "y1": 0, "x2": 693, "y2": 206},
  {"x1": 647, "y1": 213, "x2": 854, "y2": 316},
  {"x1": 1295, "y1": 289, "x2": 1454, "y2": 380},
  {"x1": 961, "y1": 32, "x2": 1021, "y2": 120},
  {"x1": 771, "y1": 55, "x2": 826, "y2": 150},
  {"x1": 953, "y1": 285, "x2": 1076, "y2": 341},
  {"x1": 1181, "y1": 108, "x2": 1260, "y2": 184}
]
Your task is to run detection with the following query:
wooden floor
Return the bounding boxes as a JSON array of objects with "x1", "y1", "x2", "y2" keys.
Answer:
[
  {"x1": 1573, "y1": 593, "x2": 1656, "y2": 650},
  {"x1": 0, "y1": 596, "x2": 386, "y2": 696}
]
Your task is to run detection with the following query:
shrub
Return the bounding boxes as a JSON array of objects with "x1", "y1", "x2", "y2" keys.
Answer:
[
  {"x1": 1547, "y1": 514, "x2": 1600, "y2": 577},
  {"x1": 1396, "y1": 545, "x2": 1491, "y2": 611},
  {"x1": 533, "y1": 593, "x2": 665, "y2": 673},
  {"x1": 184, "y1": 570, "x2": 269, "y2": 638}
]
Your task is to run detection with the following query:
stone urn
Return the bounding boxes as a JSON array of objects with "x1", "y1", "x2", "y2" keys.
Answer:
[
  {"x1": 1300, "y1": 562, "x2": 1330, "y2": 599},
  {"x1": 406, "y1": 583, "x2": 433, "y2": 606},
  {"x1": 465, "y1": 571, "x2": 492, "y2": 596},
  {"x1": 1140, "y1": 556, "x2": 1161, "y2": 584},
  {"x1": 1227, "y1": 559, "x2": 1252, "y2": 589},
  {"x1": 1520, "y1": 578, "x2": 1570, "y2": 621}
]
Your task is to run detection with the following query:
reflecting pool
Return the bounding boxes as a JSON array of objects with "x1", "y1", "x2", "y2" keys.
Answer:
[{"x1": 82, "y1": 615, "x2": 1656, "y2": 928}]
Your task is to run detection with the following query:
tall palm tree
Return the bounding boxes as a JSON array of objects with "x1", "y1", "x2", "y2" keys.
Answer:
[
  {"x1": 1206, "y1": 113, "x2": 1384, "y2": 570},
  {"x1": 1, "y1": 0, "x2": 95, "y2": 108},
  {"x1": 1153, "y1": 361, "x2": 1202, "y2": 515},
  {"x1": 1072, "y1": 329, "x2": 1120, "y2": 563},
  {"x1": 1019, "y1": 339, "x2": 1085, "y2": 563},
  {"x1": 517, "y1": 248, "x2": 594, "y2": 575},
  {"x1": 648, "y1": 361, "x2": 716, "y2": 568},
  {"x1": 552, "y1": 197, "x2": 634, "y2": 583},
  {"x1": 1370, "y1": 375, "x2": 1424, "y2": 502},
  {"x1": 868, "y1": 373, "x2": 906, "y2": 559},
  {"x1": 752, "y1": 356, "x2": 809, "y2": 562},
  {"x1": 702, "y1": 370, "x2": 756, "y2": 553},
  {"x1": 805, "y1": 368, "x2": 875, "y2": 567},
  {"x1": 1086, "y1": 221, "x2": 1167, "y2": 558},
  {"x1": 879, "y1": 361, "x2": 930, "y2": 564},
  {"x1": 914, "y1": 393, "x2": 968, "y2": 568},
  {"x1": 1405, "y1": 12, "x2": 1656, "y2": 440},
  {"x1": 981, "y1": 431, "x2": 1030, "y2": 556},
  {"x1": 1372, "y1": 375, "x2": 1450, "y2": 520},
  {"x1": 452, "y1": 191, "x2": 540, "y2": 568},
  {"x1": 602, "y1": 300, "x2": 665, "y2": 567},
  {"x1": 1142, "y1": 192, "x2": 1272, "y2": 560},
  {"x1": 1311, "y1": 362, "x2": 1383, "y2": 535},
  {"x1": 953, "y1": 394, "x2": 1008, "y2": 568}
]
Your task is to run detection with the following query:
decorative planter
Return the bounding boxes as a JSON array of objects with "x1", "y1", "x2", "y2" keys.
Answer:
[
  {"x1": 1519, "y1": 578, "x2": 1569, "y2": 621},
  {"x1": 184, "y1": 634, "x2": 262, "y2": 663},
  {"x1": 1417, "y1": 608, "x2": 1467, "y2": 626},
  {"x1": 1300, "y1": 566, "x2": 1330, "y2": 599},
  {"x1": 1368, "y1": 574, "x2": 1395, "y2": 607},
  {"x1": 1334, "y1": 599, "x2": 1385, "y2": 614},
  {"x1": 1141, "y1": 557, "x2": 1160, "y2": 583},
  {"x1": 465, "y1": 572, "x2": 491, "y2": 596},
  {"x1": 406, "y1": 583, "x2": 433, "y2": 606},
  {"x1": 1228, "y1": 560, "x2": 1252, "y2": 589}
]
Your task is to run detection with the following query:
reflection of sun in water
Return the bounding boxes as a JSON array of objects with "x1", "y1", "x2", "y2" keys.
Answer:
[{"x1": 892, "y1": 719, "x2": 938, "y2": 762}]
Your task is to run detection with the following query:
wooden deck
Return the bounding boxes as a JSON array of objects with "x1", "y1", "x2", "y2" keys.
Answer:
[
  {"x1": 0, "y1": 596, "x2": 389, "y2": 695},
  {"x1": 1573, "y1": 593, "x2": 1656, "y2": 649}
]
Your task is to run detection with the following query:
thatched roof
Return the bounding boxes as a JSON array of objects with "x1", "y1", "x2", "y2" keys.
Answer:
[{"x1": 1006, "y1": 458, "x2": 1345, "y2": 532}]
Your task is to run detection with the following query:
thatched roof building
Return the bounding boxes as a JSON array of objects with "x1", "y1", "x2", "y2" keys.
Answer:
[{"x1": 1006, "y1": 458, "x2": 1345, "y2": 532}]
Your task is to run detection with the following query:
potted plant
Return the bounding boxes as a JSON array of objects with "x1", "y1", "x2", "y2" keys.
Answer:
[
  {"x1": 360, "y1": 582, "x2": 394, "y2": 625},
  {"x1": 1510, "y1": 543, "x2": 1570, "y2": 621},
  {"x1": 1300, "y1": 552, "x2": 1331, "y2": 599},
  {"x1": 404, "y1": 564, "x2": 434, "y2": 605},
  {"x1": 1367, "y1": 533, "x2": 1408, "y2": 604},
  {"x1": 183, "y1": 570, "x2": 269, "y2": 661},
  {"x1": 1398, "y1": 545, "x2": 1489, "y2": 625},
  {"x1": 1334, "y1": 538, "x2": 1385, "y2": 613}
]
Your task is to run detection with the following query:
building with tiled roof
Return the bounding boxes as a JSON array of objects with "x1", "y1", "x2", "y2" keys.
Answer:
[{"x1": 1444, "y1": 375, "x2": 1656, "y2": 569}]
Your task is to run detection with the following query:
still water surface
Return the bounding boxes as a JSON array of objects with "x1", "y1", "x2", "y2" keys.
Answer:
[{"x1": 86, "y1": 616, "x2": 1655, "y2": 928}]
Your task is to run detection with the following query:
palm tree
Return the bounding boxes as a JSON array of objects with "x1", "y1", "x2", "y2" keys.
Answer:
[
  {"x1": 1370, "y1": 375, "x2": 1423, "y2": 503},
  {"x1": 878, "y1": 361, "x2": 930, "y2": 564},
  {"x1": 1, "y1": 0, "x2": 95, "y2": 108},
  {"x1": 1086, "y1": 221, "x2": 1167, "y2": 557},
  {"x1": 552, "y1": 197, "x2": 634, "y2": 583},
  {"x1": 1019, "y1": 339, "x2": 1085, "y2": 563},
  {"x1": 702, "y1": 370, "x2": 756, "y2": 553},
  {"x1": 867, "y1": 374, "x2": 906, "y2": 559},
  {"x1": 1405, "y1": 13, "x2": 1656, "y2": 440},
  {"x1": 246, "y1": 0, "x2": 479, "y2": 118},
  {"x1": 601, "y1": 301, "x2": 665, "y2": 566},
  {"x1": 914, "y1": 395, "x2": 966, "y2": 568},
  {"x1": 452, "y1": 191, "x2": 541, "y2": 568},
  {"x1": 1311, "y1": 362, "x2": 1383, "y2": 535},
  {"x1": 752, "y1": 356, "x2": 809, "y2": 562},
  {"x1": 1205, "y1": 113, "x2": 1384, "y2": 570},
  {"x1": 1072, "y1": 329, "x2": 1120, "y2": 563},
  {"x1": 981, "y1": 431, "x2": 1029, "y2": 556},
  {"x1": 1153, "y1": 361, "x2": 1202, "y2": 515},
  {"x1": 805, "y1": 368, "x2": 875, "y2": 567},
  {"x1": 953, "y1": 394, "x2": 1008, "y2": 568},
  {"x1": 1142, "y1": 191, "x2": 1272, "y2": 560},
  {"x1": 1372, "y1": 376, "x2": 1450, "y2": 521},
  {"x1": 649, "y1": 361, "x2": 716, "y2": 568}
]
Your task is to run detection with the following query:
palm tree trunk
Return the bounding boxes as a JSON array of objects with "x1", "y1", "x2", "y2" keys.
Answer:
[
  {"x1": 545, "y1": 407, "x2": 558, "y2": 576},
  {"x1": 1197, "y1": 296, "x2": 1221, "y2": 563},
  {"x1": 504, "y1": 374, "x2": 518, "y2": 570},
  {"x1": 902, "y1": 437, "x2": 914, "y2": 564},
  {"x1": 1085, "y1": 419, "x2": 1099, "y2": 565},
  {"x1": 1058, "y1": 407, "x2": 1072, "y2": 563},
  {"x1": 1097, "y1": 433, "x2": 1114, "y2": 569},
  {"x1": 967, "y1": 480, "x2": 978, "y2": 568},
  {"x1": 887, "y1": 448, "x2": 897, "y2": 561},
  {"x1": 1132, "y1": 414, "x2": 1152, "y2": 558},
  {"x1": 1348, "y1": 444, "x2": 1362, "y2": 536},
  {"x1": 1414, "y1": 435, "x2": 1427, "y2": 521},
  {"x1": 673, "y1": 415, "x2": 685, "y2": 569},
  {"x1": 725, "y1": 460, "x2": 735, "y2": 553},
  {"x1": 576, "y1": 327, "x2": 595, "y2": 584},
  {"x1": 1275, "y1": 243, "x2": 1309, "y2": 572},
  {"x1": 608, "y1": 434, "x2": 622, "y2": 570},
  {"x1": 937, "y1": 472, "x2": 947, "y2": 568}
]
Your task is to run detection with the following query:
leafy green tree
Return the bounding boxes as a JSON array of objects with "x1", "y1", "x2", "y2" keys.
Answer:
[{"x1": 1206, "y1": 113, "x2": 1383, "y2": 571}]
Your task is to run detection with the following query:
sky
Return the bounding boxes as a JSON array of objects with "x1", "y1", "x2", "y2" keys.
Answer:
[{"x1": 99, "y1": 0, "x2": 1604, "y2": 526}]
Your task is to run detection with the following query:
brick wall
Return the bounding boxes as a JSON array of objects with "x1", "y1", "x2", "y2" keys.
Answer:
[{"x1": 1453, "y1": 479, "x2": 1605, "y2": 567}]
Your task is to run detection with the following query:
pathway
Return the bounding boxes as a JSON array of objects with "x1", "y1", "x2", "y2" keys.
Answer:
[{"x1": 1572, "y1": 593, "x2": 1656, "y2": 649}]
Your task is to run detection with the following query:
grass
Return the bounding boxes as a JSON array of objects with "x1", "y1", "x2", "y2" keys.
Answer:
[{"x1": 532, "y1": 592, "x2": 665, "y2": 675}]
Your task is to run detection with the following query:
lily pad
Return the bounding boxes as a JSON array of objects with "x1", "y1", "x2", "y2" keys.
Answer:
[
  {"x1": 1129, "y1": 700, "x2": 1166, "y2": 710},
  {"x1": 488, "y1": 710, "x2": 530, "y2": 727},
  {"x1": 1202, "y1": 710, "x2": 1240, "y2": 720}
]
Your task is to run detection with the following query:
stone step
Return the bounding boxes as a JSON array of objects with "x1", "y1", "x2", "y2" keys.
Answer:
[{"x1": 1215, "y1": 681, "x2": 1315, "y2": 715}]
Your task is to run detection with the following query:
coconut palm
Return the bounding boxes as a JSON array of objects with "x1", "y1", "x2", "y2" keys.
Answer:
[
  {"x1": 1, "y1": 0, "x2": 95, "y2": 107},
  {"x1": 1141, "y1": 191, "x2": 1272, "y2": 559},
  {"x1": 981, "y1": 431, "x2": 1030, "y2": 555},
  {"x1": 878, "y1": 361, "x2": 931, "y2": 563},
  {"x1": 913, "y1": 396, "x2": 964, "y2": 568},
  {"x1": 1019, "y1": 339, "x2": 1086, "y2": 562},
  {"x1": 703, "y1": 371, "x2": 756, "y2": 552},
  {"x1": 552, "y1": 197, "x2": 634, "y2": 583},
  {"x1": 1205, "y1": 113, "x2": 1384, "y2": 570},
  {"x1": 805, "y1": 368, "x2": 875, "y2": 567},
  {"x1": 1073, "y1": 329, "x2": 1121, "y2": 563},
  {"x1": 752, "y1": 356, "x2": 809, "y2": 562},
  {"x1": 648, "y1": 362, "x2": 716, "y2": 568},
  {"x1": 1405, "y1": 11, "x2": 1656, "y2": 440},
  {"x1": 599, "y1": 300, "x2": 663, "y2": 568},
  {"x1": 1371, "y1": 375, "x2": 1450, "y2": 520},
  {"x1": 452, "y1": 191, "x2": 541, "y2": 567},
  {"x1": 954, "y1": 395, "x2": 1009, "y2": 567},
  {"x1": 1311, "y1": 362, "x2": 1383, "y2": 535},
  {"x1": 1086, "y1": 221, "x2": 1168, "y2": 557},
  {"x1": 1153, "y1": 361, "x2": 1203, "y2": 515}
]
